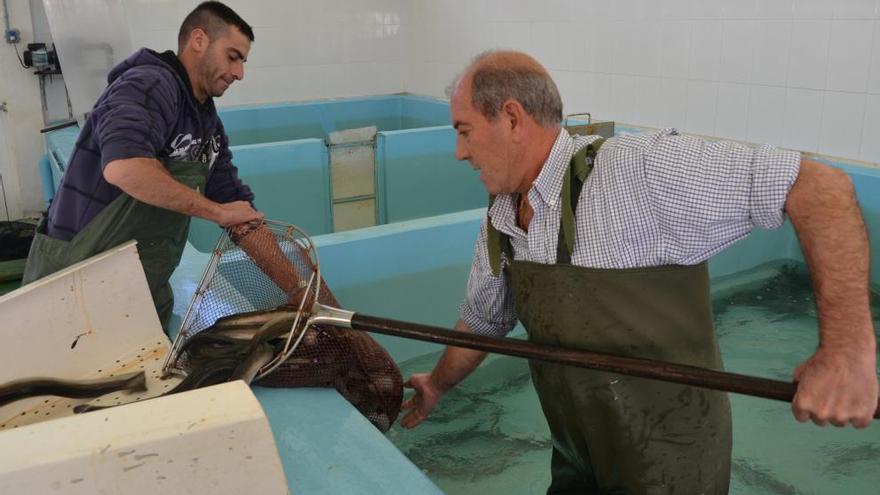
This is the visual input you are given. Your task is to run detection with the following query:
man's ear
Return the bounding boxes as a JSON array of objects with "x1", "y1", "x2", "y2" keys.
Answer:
[
  {"x1": 188, "y1": 28, "x2": 209, "y2": 53},
  {"x1": 502, "y1": 99, "x2": 525, "y2": 143}
]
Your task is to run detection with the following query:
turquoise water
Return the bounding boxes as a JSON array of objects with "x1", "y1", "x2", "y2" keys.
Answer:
[{"x1": 362, "y1": 261, "x2": 880, "y2": 495}]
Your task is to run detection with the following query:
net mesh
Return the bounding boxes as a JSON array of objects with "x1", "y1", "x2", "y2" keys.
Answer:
[{"x1": 168, "y1": 221, "x2": 402, "y2": 431}]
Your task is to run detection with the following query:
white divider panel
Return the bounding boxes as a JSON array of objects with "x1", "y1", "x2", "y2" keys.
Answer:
[
  {"x1": 0, "y1": 381, "x2": 289, "y2": 495},
  {"x1": 0, "y1": 241, "x2": 179, "y2": 428}
]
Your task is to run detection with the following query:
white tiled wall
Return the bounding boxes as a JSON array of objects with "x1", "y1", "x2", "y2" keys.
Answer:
[
  {"x1": 406, "y1": 0, "x2": 880, "y2": 164},
  {"x1": 123, "y1": 0, "x2": 410, "y2": 107},
  {"x1": 0, "y1": 0, "x2": 47, "y2": 218},
  {"x1": 6, "y1": 0, "x2": 880, "y2": 217}
]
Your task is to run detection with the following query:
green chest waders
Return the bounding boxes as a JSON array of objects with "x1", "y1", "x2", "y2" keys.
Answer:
[
  {"x1": 23, "y1": 160, "x2": 209, "y2": 331},
  {"x1": 488, "y1": 143, "x2": 732, "y2": 495}
]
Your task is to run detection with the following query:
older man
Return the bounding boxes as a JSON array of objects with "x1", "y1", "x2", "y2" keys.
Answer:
[{"x1": 401, "y1": 50, "x2": 877, "y2": 494}]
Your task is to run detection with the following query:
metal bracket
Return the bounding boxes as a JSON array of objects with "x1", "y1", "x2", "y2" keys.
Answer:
[{"x1": 0, "y1": 101, "x2": 7, "y2": 112}]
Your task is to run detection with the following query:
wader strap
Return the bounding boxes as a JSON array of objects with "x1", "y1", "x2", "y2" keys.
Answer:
[
  {"x1": 556, "y1": 138, "x2": 603, "y2": 265},
  {"x1": 487, "y1": 194, "x2": 503, "y2": 276}
]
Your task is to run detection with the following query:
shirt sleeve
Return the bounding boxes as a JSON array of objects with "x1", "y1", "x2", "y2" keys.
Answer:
[
  {"x1": 458, "y1": 217, "x2": 519, "y2": 337},
  {"x1": 204, "y1": 118, "x2": 255, "y2": 205},
  {"x1": 614, "y1": 129, "x2": 801, "y2": 264},
  {"x1": 92, "y1": 67, "x2": 178, "y2": 169}
]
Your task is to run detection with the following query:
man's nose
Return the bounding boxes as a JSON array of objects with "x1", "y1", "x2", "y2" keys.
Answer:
[{"x1": 455, "y1": 139, "x2": 469, "y2": 161}]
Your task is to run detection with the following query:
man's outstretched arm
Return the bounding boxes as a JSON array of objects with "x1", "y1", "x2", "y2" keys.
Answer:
[{"x1": 785, "y1": 158, "x2": 878, "y2": 428}]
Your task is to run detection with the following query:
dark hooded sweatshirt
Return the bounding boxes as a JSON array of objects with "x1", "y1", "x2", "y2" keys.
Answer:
[{"x1": 46, "y1": 48, "x2": 253, "y2": 241}]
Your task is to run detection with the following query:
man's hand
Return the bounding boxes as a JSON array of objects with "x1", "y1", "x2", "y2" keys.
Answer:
[
  {"x1": 792, "y1": 344, "x2": 878, "y2": 428},
  {"x1": 216, "y1": 201, "x2": 263, "y2": 227},
  {"x1": 401, "y1": 373, "x2": 447, "y2": 428},
  {"x1": 398, "y1": 322, "x2": 487, "y2": 428}
]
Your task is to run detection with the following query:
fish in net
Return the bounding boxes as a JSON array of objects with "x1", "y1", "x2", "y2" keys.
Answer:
[{"x1": 165, "y1": 221, "x2": 402, "y2": 432}]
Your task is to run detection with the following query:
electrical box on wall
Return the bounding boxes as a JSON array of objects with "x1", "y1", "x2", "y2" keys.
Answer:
[{"x1": 3, "y1": 29, "x2": 20, "y2": 43}]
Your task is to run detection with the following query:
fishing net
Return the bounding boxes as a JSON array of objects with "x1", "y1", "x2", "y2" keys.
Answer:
[{"x1": 165, "y1": 220, "x2": 402, "y2": 432}]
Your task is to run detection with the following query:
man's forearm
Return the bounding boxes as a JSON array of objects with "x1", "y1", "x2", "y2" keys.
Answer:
[
  {"x1": 430, "y1": 319, "x2": 489, "y2": 392},
  {"x1": 104, "y1": 157, "x2": 223, "y2": 221},
  {"x1": 786, "y1": 159, "x2": 875, "y2": 350}
]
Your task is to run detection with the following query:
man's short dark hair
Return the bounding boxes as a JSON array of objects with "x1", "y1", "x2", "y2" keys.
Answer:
[{"x1": 177, "y1": 1, "x2": 254, "y2": 53}]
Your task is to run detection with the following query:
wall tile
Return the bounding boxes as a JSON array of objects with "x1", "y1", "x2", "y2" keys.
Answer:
[
  {"x1": 685, "y1": 80, "x2": 719, "y2": 135},
  {"x1": 689, "y1": 21, "x2": 723, "y2": 81},
  {"x1": 457, "y1": 24, "x2": 492, "y2": 66},
  {"x1": 659, "y1": 21, "x2": 693, "y2": 79},
  {"x1": 747, "y1": 85, "x2": 787, "y2": 145},
  {"x1": 564, "y1": 71, "x2": 595, "y2": 115},
  {"x1": 589, "y1": 73, "x2": 615, "y2": 120},
  {"x1": 243, "y1": 27, "x2": 287, "y2": 68},
  {"x1": 859, "y1": 94, "x2": 880, "y2": 161},
  {"x1": 756, "y1": 0, "x2": 794, "y2": 19},
  {"x1": 464, "y1": 0, "x2": 493, "y2": 23},
  {"x1": 782, "y1": 88, "x2": 824, "y2": 152},
  {"x1": 721, "y1": 0, "x2": 759, "y2": 19},
  {"x1": 588, "y1": 21, "x2": 616, "y2": 73},
  {"x1": 826, "y1": 20, "x2": 873, "y2": 92},
  {"x1": 787, "y1": 20, "x2": 830, "y2": 89},
  {"x1": 489, "y1": 0, "x2": 537, "y2": 22},
  {"x1": 691, "y1": 0, "x2": 723, "y2": 19},
  {"x1": 633, "y1": 22, "x2": 663, "y2": 77},
  {"x1": 611, "y1": 75, "x2": 640, "y2": 123},
  {"x1": 715, "y1": 83, "x2": 750, "y2": 141},
  {"x1": 661, "y1": 0, "x2": 693, "y2": 20},
  {"x1": 535, "y1": 0, "x2": 572, "y2": 21},
  {"x1": 129, "y1": 30, "x2": 177, "y2": 53},
  {"x1": 569, "y1": 0, "x2": 612, "y2": 21},
  {"x1": 552, "y1": 70, "x2": 577, "y2": 114},
  {"x1": 611, "y1": 0, "x2": 637, "y2": 21},
  {"x1": 868, "y1": 21, "x2": 880, "y2": 93},
  {"x1": 634, "y1": 77, "x2": 665, "y2": 128},
  {"x1": 833, "y1": 0, "x2": 880, "y2": 19},
  {"x1": 751, "y1": 21, "x2": 792, "y2": 86},
  {"x1": 124, "y1": 0, "x2": 186, "y2": 32},
  {"x1": 531, "y1": 22, "x2": 571, "y2": 71},
  {"x1": 492, "y1": 22, "x2": 533, "y2": 53},
  {"x1": 226, "y1": 65, "x2": 306, "y2": 106},
  {"x1": 659, "y1": 78, "x2": 690, "y2": 129},
  {"x1": 720, "y1": 21, "x2": 758, "y2": 83},
  {"x1": 792, "y1": 0, "x2": 833, "y2": 18},
  {"x1": 613, "y1": 22, "x2": 641, "y2": 75},
  {"x1": 638, "y1": 0, "x2": 665, "y2": 20},
  {"x1": 820, "y1": 91, "x2": 866, "y2": 158}
]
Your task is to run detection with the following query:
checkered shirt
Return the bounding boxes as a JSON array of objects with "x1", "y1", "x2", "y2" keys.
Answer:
[{"x1": 459, "y1": 128, "x2": 801, "y2": 337}]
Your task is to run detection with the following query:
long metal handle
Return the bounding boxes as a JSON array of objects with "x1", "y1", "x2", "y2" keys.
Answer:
[{"x1": 348, "y1": 313, "x2": 880, "y2": 419}]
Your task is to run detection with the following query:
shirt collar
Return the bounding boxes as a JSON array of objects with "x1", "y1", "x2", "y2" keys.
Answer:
[
  {"x1": 487, "y1": 128, "x2": 576, "y2": 233},
  {"x1": 531, "y1": 128, "x2": 575, "y2": 209}
]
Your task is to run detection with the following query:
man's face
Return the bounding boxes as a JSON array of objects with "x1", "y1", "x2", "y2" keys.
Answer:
[
  {"x1": 197, "y1": 26, "x2": 250, "y2": 98},
  {"x1": 451, "y1": 78, "x2": 518, "y2": 195}
]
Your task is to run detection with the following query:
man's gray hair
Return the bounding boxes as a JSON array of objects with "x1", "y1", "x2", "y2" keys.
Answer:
[{"x1": 448, "y1": 50, "x2": 563, "y2": 128}]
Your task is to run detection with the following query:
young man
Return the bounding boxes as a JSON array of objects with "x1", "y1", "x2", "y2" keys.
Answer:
[
  {"x1": 24, "y1": 2, "x2": 302, "y2": 329},
  {"x1": 401, "y1": 50, "x2": 878, "y2": 494}
]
